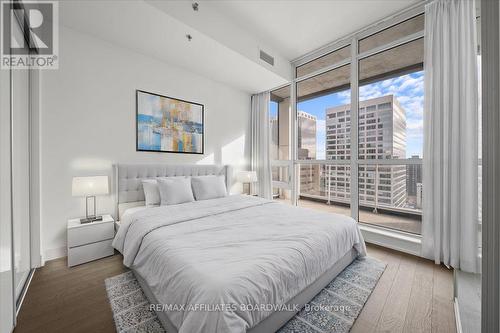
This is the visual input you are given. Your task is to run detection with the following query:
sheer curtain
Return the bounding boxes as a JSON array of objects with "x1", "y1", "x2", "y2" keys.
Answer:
[
  {"x1": 422, "y1": 0, "x2": 479, "y2": 273},
  {"x1": 251, "y1": 92, "x2": 272, "y2": 199}
]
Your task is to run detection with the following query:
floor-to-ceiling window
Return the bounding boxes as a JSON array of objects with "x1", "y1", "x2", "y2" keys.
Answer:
[
  {"x1": 296, "y1": 61, "x2": 352, "y2": 218},
  {"x1": 269, "y1": 9, "x2": 425, "y2": 234},
  {"x1": 356, "y1": 15, "x2": 424, "y2": 234}
]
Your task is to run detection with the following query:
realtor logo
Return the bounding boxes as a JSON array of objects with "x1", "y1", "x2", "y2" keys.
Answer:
[{"x1": 1, "y1": 0, "x2": 58, "y2": 69}]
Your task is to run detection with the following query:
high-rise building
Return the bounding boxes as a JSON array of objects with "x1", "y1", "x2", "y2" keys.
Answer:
[
  {"x1": 297, "y1": 111, "x2": 317, "y2": 159},
  {"x1": 416, "y1": 183, "x2": 423, "y2": 209},
  {"x1": 406, "y1": 155, "x2": 422, "y2": 197},
  {"x1": 297, "y1": 111, "x2": 320, "y2": 194},
  {"x1": 270, "y1": 110, "x2": 320, "y2": 197},
  {"x1": 324, "y1": 95, "x2": 407, "y2": 208}
]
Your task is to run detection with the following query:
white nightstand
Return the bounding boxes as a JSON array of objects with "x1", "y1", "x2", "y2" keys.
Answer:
[{"x1": 67, "y1": 214, "x2": 115, "y2": 267}]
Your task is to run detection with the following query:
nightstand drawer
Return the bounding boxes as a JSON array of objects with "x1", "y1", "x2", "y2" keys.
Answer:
[
  {"x1": 67, "y1": 222, "x2": 114, "y2": 247},
  {"x1": 68, "y1": 239, "x2": 114, "y2": 267}
]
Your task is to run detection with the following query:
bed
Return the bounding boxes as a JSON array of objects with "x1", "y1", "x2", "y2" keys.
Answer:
[{"x1": 112, "y1": 164, "x2": 366, "y2": 333}]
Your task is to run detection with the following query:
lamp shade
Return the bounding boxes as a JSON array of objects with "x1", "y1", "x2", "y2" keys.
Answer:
[
  {"x1": 236, "y1": 171, "x2": 257, "y2": 183},
  {"x1": 72, "y1": 176, "x2": 109, "y2": 197}
]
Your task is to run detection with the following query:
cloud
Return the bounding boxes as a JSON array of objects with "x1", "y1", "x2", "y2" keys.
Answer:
[
  {"x1": 336, "y1": 90, "x2": 351, "y2": 104},
  {"x1": 359, "y1": 84, "x2": 384, "y2": 100},
  {"x1": 358, "y1": 71, "x2": 424, "y2": 158},
  {"x1": 398, "y1": 76, "x2": 422, "y2": 92},
  {"x1": 404, "y1": 101, "x2": 424, "y2": 117},
  {"x1": 407, "y1": 119, "x2": 423, "y2": 130},
  {"x1": 363, "y1": 72, "x2": 424, "y2": 99},
  {"x1": 316, "y1": 119, "x2": 326, "y2": 135},
  {"x1": 397, "y1": 95, "x2": 411, "y2": 103},
  {"x1": 407, "y1": 119, "x2": 423, "y2": 141},
  {"x1": 399, "y1": 94, "x2": 423, "y2": 113}
]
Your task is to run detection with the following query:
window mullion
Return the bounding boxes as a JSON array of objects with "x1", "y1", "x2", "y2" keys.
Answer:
[
  {"x1": 350, "y1": 38, "x2": 359, "y2": 222},
  {"x1": 291, "y1": 70, "x2": 298, "y2": 206}
]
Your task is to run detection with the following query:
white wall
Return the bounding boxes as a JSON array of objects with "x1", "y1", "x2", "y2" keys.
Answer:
[{"x1": 40, "y1": 26, "x2": 251, "y2": 261}]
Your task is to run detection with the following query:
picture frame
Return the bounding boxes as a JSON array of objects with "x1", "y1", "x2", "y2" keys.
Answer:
[{"x1": 136, "y1": 90, "x2": 204, "y2": 154}]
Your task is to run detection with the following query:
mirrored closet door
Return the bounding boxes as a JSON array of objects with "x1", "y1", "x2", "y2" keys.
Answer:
[
  {"x1": 11, "y1": 8, "x2": 33, "y2": 308},
  {"x1": 12, "y1": 54, "x2": 31, "y2": 305},
  {"x1": 1, "y1": 6, "x2": 35, "y2": 332}
]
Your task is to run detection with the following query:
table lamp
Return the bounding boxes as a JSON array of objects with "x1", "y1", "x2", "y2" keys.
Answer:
[
  {"x1": 72, "y1": 176, "x2": 109, "y2": 223},
  {"x1": 236, "y1": 171, "x2": 257, "y2": 195}
]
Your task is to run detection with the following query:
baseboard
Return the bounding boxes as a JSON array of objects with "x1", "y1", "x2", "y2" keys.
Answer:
[
  {"x1": 454, "y1": 297, "x2": 463, "y2": 333},
  {"x1": 42, "y1": 246, "x2": 67, "y2": 264},
  {"x1": 360, "y1": 224, "x2": 421, "y2": 257}
]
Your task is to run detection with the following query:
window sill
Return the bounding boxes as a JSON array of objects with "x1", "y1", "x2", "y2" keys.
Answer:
[{"x1": 359, "y1": 223, "x2": 422, "y2": 257}]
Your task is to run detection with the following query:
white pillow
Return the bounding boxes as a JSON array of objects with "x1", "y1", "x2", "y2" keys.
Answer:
[
  {"x1": 142, "y1": 176, "x2": 186, "y2": 206},
  {"x1": 142, "y1": 179, "x2": 160, "y2": 206},
  {"x1": 158, "y1": 177, "x2": 195, "y2": 205},
  {"x1": 191, "y1": 175, "x2": 227, "y2": 201}
]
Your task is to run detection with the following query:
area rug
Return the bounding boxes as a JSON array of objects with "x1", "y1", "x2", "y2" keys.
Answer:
[{"x1": 105, "y1": 256, "x2": 385, "y2": 333}]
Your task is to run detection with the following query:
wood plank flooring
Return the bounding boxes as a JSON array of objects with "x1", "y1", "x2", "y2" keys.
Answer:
[
  {"x1": 14, "y1": 254, "x2": 127, "y2": 333},
  {"x1": 350, "y1": 245, "x2": 455, "y2": 333},
  {"x1": 14, "y1": 244, "x2": 455, "y2": 333}
]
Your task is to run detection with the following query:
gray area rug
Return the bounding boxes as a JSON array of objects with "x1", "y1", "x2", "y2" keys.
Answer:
[{"x1": 105, "y1": 256, "x2": 385, "y2": 333}]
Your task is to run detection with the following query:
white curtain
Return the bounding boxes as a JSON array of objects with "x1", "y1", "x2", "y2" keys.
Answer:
[
  {"x1": 251, "y1": 92, "x2": 273, "y2": 199},
  {"x1": 422, "y1": 0, "x2": 479, "y2": 273}
]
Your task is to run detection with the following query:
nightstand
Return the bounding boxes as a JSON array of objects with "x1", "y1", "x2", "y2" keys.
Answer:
[{"x1": 67, "y1": 214, "x2": 115, "y2": 267}]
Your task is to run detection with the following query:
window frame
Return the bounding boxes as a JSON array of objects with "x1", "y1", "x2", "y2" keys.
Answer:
[{"x1": 269, "y1": 4, "x2": 425, "y2": 234}]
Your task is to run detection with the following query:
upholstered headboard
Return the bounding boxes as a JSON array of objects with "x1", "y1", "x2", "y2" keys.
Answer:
[{"x1": 114, "y1": 164, "x2": 232, "y2": 219}]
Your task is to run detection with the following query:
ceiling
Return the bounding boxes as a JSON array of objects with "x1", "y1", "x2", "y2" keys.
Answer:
[
  {"x1": 58, "y1": 0, "x2": 289, "y2": 93},
  {"x1": 58, "y1": 0, "x2": 423, "y2": 94},
  {"x1": 207, "y1": 0, "x2": 422, "y2": 60}
]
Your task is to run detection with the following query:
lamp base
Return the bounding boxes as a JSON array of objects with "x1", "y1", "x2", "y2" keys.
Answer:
[
  {"x1": 79, "y1": 215, "x2": 103, "y2": 224},
  {"x1": 243, "y1": 183, "x2": 251, "y2": 195}
]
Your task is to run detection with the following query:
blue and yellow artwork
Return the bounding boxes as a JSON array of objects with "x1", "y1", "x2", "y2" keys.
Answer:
[{"x1": 136, "y1": 90, "x2": 204, "y2": 154}]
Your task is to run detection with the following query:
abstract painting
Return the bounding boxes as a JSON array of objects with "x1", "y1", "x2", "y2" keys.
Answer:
[{"x1": 136, "y1": 90, "x2": 204, "y2": 154}]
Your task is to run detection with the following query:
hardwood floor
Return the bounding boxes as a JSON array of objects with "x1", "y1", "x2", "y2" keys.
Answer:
[
  {"x1": 14, "y1": 244, "x2": 455, "y2": 333},
  {"x1": 350, "y1": 245, "x2": 455, "y2": 333},
  {"x1": 14, "y1": 254, "x2": 127, "y2": 333}
]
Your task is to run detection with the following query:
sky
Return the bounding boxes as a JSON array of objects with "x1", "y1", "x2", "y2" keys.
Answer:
[
  {"x1": 270, "y1": 102, "x2": 277, "y2": 117},
  {"x1": 297, "y1": 71, "x2": 424, "y2": 159}
]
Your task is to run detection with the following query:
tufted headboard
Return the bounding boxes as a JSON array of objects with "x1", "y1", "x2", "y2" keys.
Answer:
[{"x1": 114, "y1": 164, "x2": 232, "y2": 220}]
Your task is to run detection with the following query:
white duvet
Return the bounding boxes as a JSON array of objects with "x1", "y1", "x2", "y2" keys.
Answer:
[{"x1": 113, "y1": 195, "x2": 366, "y2": 333}]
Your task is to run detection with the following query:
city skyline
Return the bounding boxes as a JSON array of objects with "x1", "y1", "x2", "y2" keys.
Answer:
[
  {"x1": 324, "y1": 95, "x2": 408, "y2": 208},
  {"x1": 297, "y1": 70, "x2": 424, "y2": 159},
  {"x1": 270, "y1": 91, "x2": 423, "y2": 211}
]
